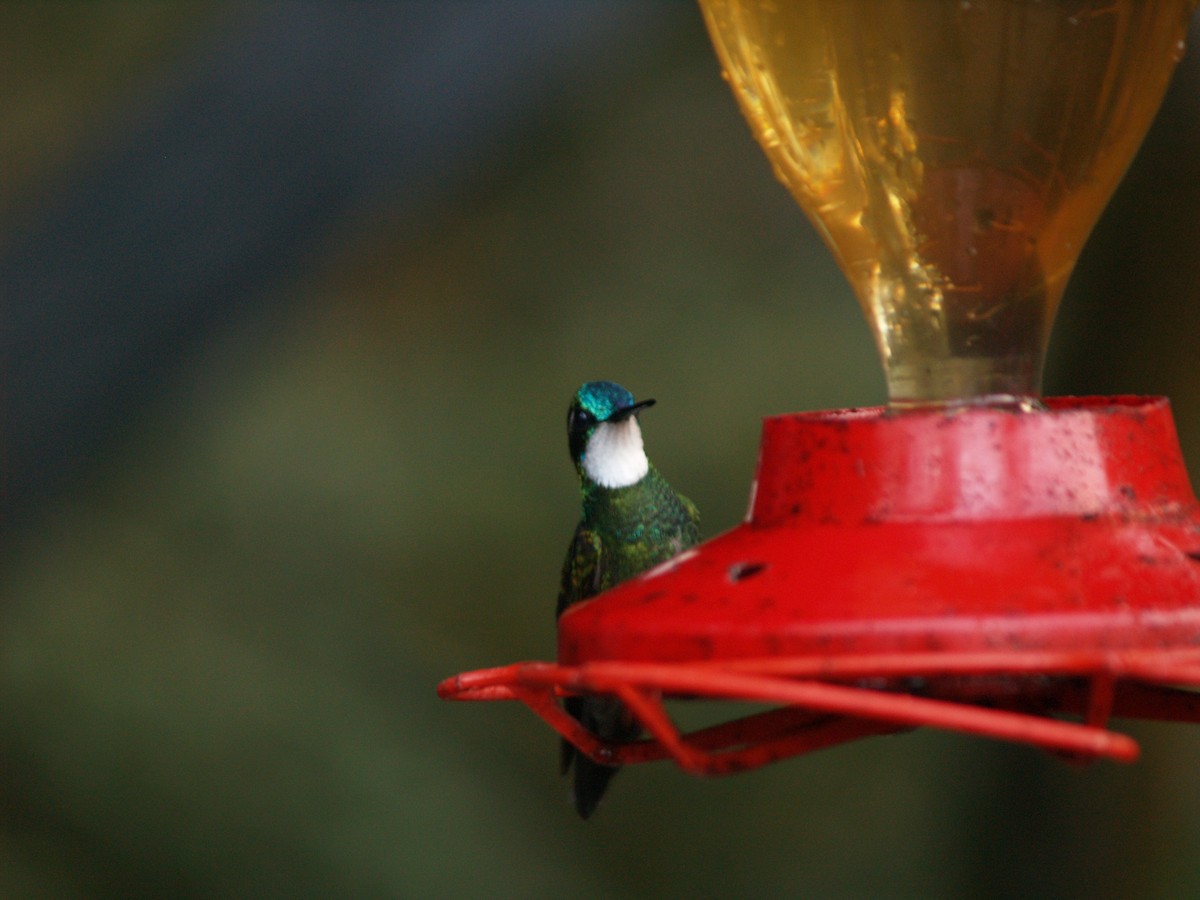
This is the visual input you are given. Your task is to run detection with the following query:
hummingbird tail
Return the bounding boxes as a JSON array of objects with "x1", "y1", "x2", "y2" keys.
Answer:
[
  {"x1": 561, "y1": 695, "x2": 583, "y2": 775},
  {"x1": 562, "y1": 694, "x2": 635, "y2": 819},
  {"x1": 571, "y1": 755, "x2": 620, "y2": 820},
  {"x1": 559, "y1": 737, "x2": 574, "y2": 776}
]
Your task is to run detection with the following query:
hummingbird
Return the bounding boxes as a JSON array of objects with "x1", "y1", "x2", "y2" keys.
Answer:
[{"x1": 557, "y1": 380, "x2": 701, "y2": 819}]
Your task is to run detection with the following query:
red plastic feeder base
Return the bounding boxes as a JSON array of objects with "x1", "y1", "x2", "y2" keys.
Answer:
[{"x1": 439, "y1": 396, "x2": 1200, "y2": 775}]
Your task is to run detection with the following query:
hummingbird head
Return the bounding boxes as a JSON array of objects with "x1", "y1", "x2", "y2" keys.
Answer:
[{"x1": 567, "y1": 381, "x2": 656, "y2": 488}]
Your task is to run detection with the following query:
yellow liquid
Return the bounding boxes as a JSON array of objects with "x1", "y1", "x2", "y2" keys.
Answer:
[{"x1": 699, "y1": 0, "x2": 1196, "y2": 405}]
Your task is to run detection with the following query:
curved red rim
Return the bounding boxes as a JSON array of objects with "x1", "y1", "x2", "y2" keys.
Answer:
[{"x1": 439, "y1": 649, "x2": 1200, "y2": 774}]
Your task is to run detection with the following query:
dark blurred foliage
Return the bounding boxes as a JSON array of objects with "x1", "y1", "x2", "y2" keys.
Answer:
[{"x1": 3, "y1": 4, "x2": 1200, "y2": 898}]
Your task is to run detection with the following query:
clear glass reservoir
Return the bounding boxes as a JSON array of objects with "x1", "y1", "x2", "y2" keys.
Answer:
[{"x1": 699, "y1": 0, "x2": 1196, "y2": 406}]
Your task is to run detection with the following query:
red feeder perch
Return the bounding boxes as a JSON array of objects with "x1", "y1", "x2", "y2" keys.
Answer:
[{"x1": 439, "y1": 1, "x2": 1200, "y2": 778}]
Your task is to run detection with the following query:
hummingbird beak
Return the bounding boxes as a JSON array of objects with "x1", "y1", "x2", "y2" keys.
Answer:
[{"x1": 609, "y1": 398, "x2": 656, "y2": 422}]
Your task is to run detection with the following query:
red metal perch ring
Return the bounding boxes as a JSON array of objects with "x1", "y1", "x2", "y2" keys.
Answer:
[{"x1": 439, "y1": 397, "x2": 1200, "y2": 774}]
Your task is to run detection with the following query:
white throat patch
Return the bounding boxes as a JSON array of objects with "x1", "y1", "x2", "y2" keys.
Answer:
[{"x1": 583, "y1": 418, "x2": 649, "y2": 488}]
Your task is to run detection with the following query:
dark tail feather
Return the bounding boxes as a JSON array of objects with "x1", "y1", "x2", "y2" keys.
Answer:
[
  {"x1": 561, "y1": 695, "x2": 581, "y2": 775},
  {"x1": 560, "y1": 738, "x2": 619, "y2": 818},
  {"x1": 561, "y1": 694, "x2": 631, "y2": 818},
  {"x1": 560, "y1": 737, "x2": 574, "y2": 775},
  {"x1": 571, "y1": 755, "x2": 620, "y2": 820}
]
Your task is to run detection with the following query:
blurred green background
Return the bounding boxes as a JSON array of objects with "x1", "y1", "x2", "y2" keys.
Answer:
[{"x1": 4, "y1": 4, "x2": 1200, "y2": 897}]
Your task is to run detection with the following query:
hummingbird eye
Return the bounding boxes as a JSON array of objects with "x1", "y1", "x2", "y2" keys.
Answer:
[{"x1": 568, "y1": 407, "x2": 596, "y2": 434}]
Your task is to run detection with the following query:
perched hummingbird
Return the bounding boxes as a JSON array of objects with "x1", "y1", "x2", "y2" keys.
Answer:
[{"x1": 557, "y1": 380, "x2": 700, "y2": 819}]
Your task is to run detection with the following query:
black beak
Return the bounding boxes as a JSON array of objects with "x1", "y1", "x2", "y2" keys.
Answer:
[{"x1": 609, "y1": 398, "x2": 655, "y2": 422}]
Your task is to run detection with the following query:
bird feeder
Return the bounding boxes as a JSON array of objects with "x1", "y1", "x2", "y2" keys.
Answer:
[{"x1": 439, "y1": 0, "x2": 1200, "y2": 776}]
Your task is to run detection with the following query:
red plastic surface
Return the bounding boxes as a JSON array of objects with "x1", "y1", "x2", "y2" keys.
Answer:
[{"x1": 439, "y1": 397, "x2": 1200, "y2": 774}]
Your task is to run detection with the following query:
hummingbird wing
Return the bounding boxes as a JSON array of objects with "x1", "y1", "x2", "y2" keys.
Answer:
[
  {"x1": 681, "y1": 493, "x2": 701, "y2": 543},
  {"x1": 556, "y1": 523, "x2": 603, "y2": 618},
  {"x1": 557, "y1": 524, "x2": 603, "y2": 779}
]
